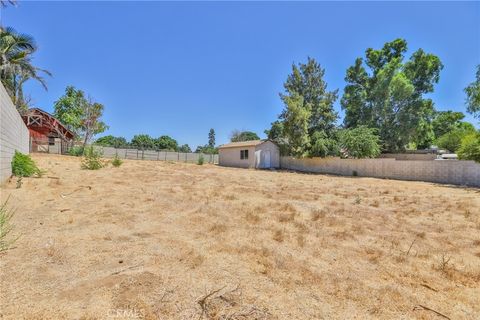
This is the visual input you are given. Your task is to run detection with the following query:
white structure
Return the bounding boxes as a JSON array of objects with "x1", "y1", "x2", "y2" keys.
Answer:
[
  {"x1": 218, "y1": 140, "x2": 280, "y2": 169},
  {"x1": 0, "y1": 82, "x2": 29, "y2": 183}
]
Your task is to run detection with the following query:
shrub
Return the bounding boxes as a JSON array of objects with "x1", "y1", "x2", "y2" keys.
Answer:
[
  {"x1": 436, "y1": 126, "x2": 475, "y2": 153},
  {"x1": 339, "y1": 126, "x2": 381, "y2": 159},
  {"x1": 11, "y1": 151, "x2": 43, "y2": 177},
  {"x1": 197, "y1": 154, "x2": 205, "y2": 165},
  {"x1": 309, "y1": 131, "x2": 339, "y2": 157},
  {"x1": 457, "y1": 132, "x2": 480, "y2": 162},
  {"x1": 0, "y1": 199, "x2": 17, "y2": 252},
  {"x1": 81, "y1": 146, "x2": 104, "y2": 170},
  {"x1": 111, "y1": 154, "x2": 123, "y2": 167},
  {"x1": 68, "y1": 146, "x2": 84, "y2": 156}
]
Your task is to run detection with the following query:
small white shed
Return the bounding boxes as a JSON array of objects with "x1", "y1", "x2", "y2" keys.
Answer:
[{"x1": 218, "y1": 140, "x2": 280, "y2": 169}]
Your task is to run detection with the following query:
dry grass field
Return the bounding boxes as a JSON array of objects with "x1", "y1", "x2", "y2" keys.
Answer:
[{"x1": 0, "y1": 154, "x2": 479, "y2": 319}]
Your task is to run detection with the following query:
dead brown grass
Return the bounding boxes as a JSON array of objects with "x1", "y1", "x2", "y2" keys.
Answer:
[{"x1": 0, "y1": 154, "x2": 479, "y2": 319}]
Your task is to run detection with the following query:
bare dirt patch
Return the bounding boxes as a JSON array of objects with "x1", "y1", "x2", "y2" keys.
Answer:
[{"x1": 1, "y1": 154, "x2": 479, "y2": 319}]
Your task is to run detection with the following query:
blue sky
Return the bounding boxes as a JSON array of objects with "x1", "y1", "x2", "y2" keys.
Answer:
[{"x1": 3, "y1": 1, "x2": 479, "y2": 148}]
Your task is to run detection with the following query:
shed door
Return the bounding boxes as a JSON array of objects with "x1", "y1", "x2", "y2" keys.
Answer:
[{"x1": 264, "y1": 150, "x2": 271, "y2": 168}]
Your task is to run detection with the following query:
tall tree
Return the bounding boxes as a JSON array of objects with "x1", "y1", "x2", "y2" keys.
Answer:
[
  {"x1": 282, "y1": 57, "x2": 338, "y2": 136},
  {"x1": 281, "y1": 94, "x2": 311, "y2": 156},
  {"x1": 155, "y1": 135, "x2": 178, "y2": 151},
  {"x1": 431, "y1": 111, "x2": 466, "y2": 138},
  {"x1": 131, "y1": 134, "x2": 155, "y2": 150},
  {"x1": 208, "y1": 128, "x2": 215, "y2": 147},
  {"x1": 95, "y1": 135, "x2": 127, "y2": 148},
  {"x1": 230, "y1": 130, "x2": 260, "y2": 142},
  {"x1": 54, "y1": 86, "x2": 87, "y2": 135},
  {"x1": 53, "y1": 86, "x2": 107, "y2": 143},
  {"x1": 465, "y1": 65, "x2": 480, "y2": 120},
  {"x1": 81, "y1": 100, "x2": 108, "y2": 145},
  {"x1": 267, "y1": 57, "x2": 338, "y2": 156},
  {"x1": 0, "y1": 27, "x2": 51, "y2": 112},
  {"x1": 341, "y1": 39, "x2": 443, "y2": 152}
]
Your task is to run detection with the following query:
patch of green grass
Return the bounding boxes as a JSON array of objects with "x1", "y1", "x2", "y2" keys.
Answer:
[{"x1": 11, "y1": 151, "x2": 43, "y2": 177}]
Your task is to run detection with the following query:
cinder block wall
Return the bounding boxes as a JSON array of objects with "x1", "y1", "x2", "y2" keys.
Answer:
[
  {"x1": 0, "y1": 82, "x2": 29, "y2": 183},
  {"x1": 280, "y1": 156, "x2": 480, "y2": 187}
]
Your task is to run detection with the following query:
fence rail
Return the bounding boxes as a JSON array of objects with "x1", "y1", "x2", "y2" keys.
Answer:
[
  {"x1": 97, "y1": 146, "x2": 218, "y2": 164},
  {"x1": 29, "y1": 138, "x2": 218, "y2": 164}
]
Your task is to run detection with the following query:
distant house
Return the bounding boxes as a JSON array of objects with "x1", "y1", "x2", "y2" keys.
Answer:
[
  {"x1": 218, "y1": 140, "x2": 280, "y2": 169},
  {"x1": 22, "y1": 108, "x2": 75, "y2": 154}
]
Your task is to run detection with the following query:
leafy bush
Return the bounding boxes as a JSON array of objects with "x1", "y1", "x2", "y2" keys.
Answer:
[
  {"x1": 11, "y1": 151, "x2": 43, "y2": 177},
  {"x1": 339, "y1": 126, "x2": 381, "y2": 159},
  {"x1": 436, "y1": 125, "x2": 475, "y2": 152},
  {"x1": 197, "y1": 154, "x2": 205, "y2": 165},
  {"x1": 111, "y1": 154, "x2": 123, "y2": 167},
  {"x1": 309, "y1": 131, "x2": 339, "y2": 157},
  {"x1": 68, "y1": 146, "x2": 84, "y2": 156},
  {"x1": 457, "y1": 132, "x2": 480, "y2": 162},
  {"x1": 81, "y1": 146, "x2": 104, "y2": 170},
  {"x1": 0, "y1": 199, "x2": 16, "y2": 252}
]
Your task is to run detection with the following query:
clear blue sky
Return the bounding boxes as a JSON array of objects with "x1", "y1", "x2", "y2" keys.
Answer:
[{"x1": 3, "y1": 1, "x2": 479, "y2": 148}]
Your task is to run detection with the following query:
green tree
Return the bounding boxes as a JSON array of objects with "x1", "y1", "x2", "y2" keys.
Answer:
[
  {"x1": 95, "y1": 135, "x2": 128, "y2": 148},
  {"x1": 208, "y1": 128, "x2": 215, "y2": 147},
  {"x1": 281, "y1": 94, "x2": 311, "y2": 157},
  {"x1": 54, "y1": 86, "x2": 107, "y2": 143},
  {"x1": 53, "y1": 86, "x2": 86, "y2": 135},
  {"x1": 341, "y1": 39, "x2": 443, "y2": 152},
  {"x1": 457, "y1": 132, "x2": 480, "y2": 162},
  {"x1": 81, "y1": 100, "x2": 108, "y2": 145},
  {"x1": 431, "y1": 111, "x2": 466, "y2": 138},
  {"x1": 230, "y1": 130, "x2": 260, "y2": 142},
  {"x1": 265, "y1": 121, "x2": 284, "y2": 142},
  {"x1": 282, "y1": 57, "x2": 338, "y2": 136},
  {"x1": 155, "y1": 135, "x2": 178, "y2": 151},
  {"x1": 268, "y1": 57, "x2": 338, "y2": 157},
  {"x1": 195, "y1": 145, "x2": 218, "y2": 154},
  {"x1": 178, "y1": 144, "x2": 192, "y2": 153},
  {"x1": 0, "y1": 27, "x2": 51, "y2": 112},
  {"x1": 465, "y1": 65, "x2": 480, "y2": 120},
  {"x1": 338, "y1": 126, "x2": 381, "y2": 158},
  {"x1": 130, "y1": 134, "x2": 155, "y2": 150},
  {"x1": 435, "y1": 124, "x2": 475, "y2": 153}
]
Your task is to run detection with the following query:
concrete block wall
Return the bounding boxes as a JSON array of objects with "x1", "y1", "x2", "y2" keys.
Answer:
[
  {"x1": 280, "y1": 156, "x2": 480, "y2": 187},
  {"x1": 0, "y1": 82, "x2": 29, "y2": 183}
]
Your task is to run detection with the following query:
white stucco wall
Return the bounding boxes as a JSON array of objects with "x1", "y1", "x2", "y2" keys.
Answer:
[
  {"x1": 219, "y1": 141, "x2": 280, "y2": 169},
  {"x1": 219, "y1": 145, "x2": 256, "y2": 168},
  {"x1": 255, "y1": 140, "x2": 280, "y2": 168},
  {"x1": 0, "y1": 82, "x2": 30, "y2": 183}
]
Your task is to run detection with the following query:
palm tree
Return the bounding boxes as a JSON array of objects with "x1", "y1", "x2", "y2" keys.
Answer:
[
  {"x1": 0, "y1": 0, "x2": 16, "y2": 8},
  {"x1": 0, "y1": 27, "x2": 51, "y2": 112}
]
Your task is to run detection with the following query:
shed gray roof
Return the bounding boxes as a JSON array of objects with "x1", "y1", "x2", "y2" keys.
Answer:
[{"x1": 218, "y1": 140, "x2": 268, "y2": 149}]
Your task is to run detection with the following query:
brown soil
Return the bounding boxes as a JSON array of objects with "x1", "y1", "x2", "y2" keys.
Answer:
[{"x1": 0, "y1": 154, "x2": 479, "y2": 319}]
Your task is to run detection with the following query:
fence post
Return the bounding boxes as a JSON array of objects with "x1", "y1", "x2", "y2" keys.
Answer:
[
  {"x1": 185, "y1": 153, "x2": 187, "y2": 163},
  {"x1": 164, "y1": 151, "x2": 167, "y2": 161},
  {"x1": 125, "y1": 148, "x2": 127, "y2": 159},
  {"x1": 177, "y1": 152, "x2": 179, "y2": 162},
  {"x1": 157, "y1": 150, "x2": 160, "y2": 161}
]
